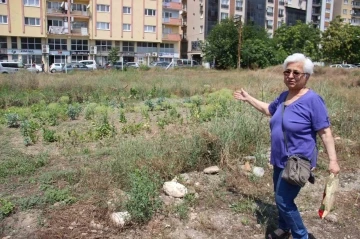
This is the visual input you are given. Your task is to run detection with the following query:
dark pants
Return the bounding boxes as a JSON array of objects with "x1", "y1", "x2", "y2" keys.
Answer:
[{"x1": 273, "y1": 166, "x2": 308, "y2": 239}]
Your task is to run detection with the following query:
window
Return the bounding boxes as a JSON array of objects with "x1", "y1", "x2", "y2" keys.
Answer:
[
  {"x1": 23, "y1": 0, "x2": 40, "y2": 7},
  {"x1": 221, "y1": 0, "x2": 229, "y2": 8},
  {"x1": 71, "y1": 39, "x2": 88, "y2": 51},
  {"x1": 325, "y1": 8, "x2": 330, "y2": 13},
  {"x1": 267, "y1": 7, "x2": 274, "y2": 16},
  {"x1": 267, "y1": 20, "x2": 273, "y2": 29},
  {"x1": 200, "y1": 25, "x2": 203, "y2": 33},
  {"x1": 21, "y1": 38, "x2": 42, "y2": 49},
  {"x1": 47, "y1": 1, "x2": 61, "y2": 10},
  {"x1": 72, "y1": 4, "x2": 87, "y2": 11},
  {"x1": 97, "y1": 4, "x2": 110, "y2": 12},
  {"x1": 287, "y1": 0, "x2": 292, "y2": 4},
  {"x1": 123, "y1": 24, "x2": 131, "y2": 31},
  {"x1": 221, "y1": 12, "x2": 228, "y2": 19},
  {"x1": 144, "y1": 25, "x2": 156, "y2": 33},
  {"x1": 145, "y1": 9, "x2": 156, "y2": 16},
  {"x1": 97, "y1": 22, "x2": 110, "y2": 30},
  {"x1": 122, "y1": 41, "x2": 134, "y2": 52},
  {"x1": 25, "y1": 17, "x2": 40, "y2": 26},
  {"x1": 326, "y1": 0, "x2": 331, "y2": 3},
  {"x1": 71, "y1": 55, "x2": 88, "y2": 62},
  {"x1": 343, "y1": 9, "x2": 347, "y2": 14},
  {"x1": 11, "y1": 37, "x2": 17, "y2": 49},
  {"x1": 279, "y1": 9, "x2": 284, "y2": 17},
  {"x1": 160, "y1": 43, "x2": 174, "y2": 53},
  {"x1": 95, "y1": 40, "x2": 112, "y2": 52},
  {"x1": 0, "y1": 15, "x2": 7, "y2": 24},
  {"x1": 163, "y1": 12, "x2": 173, "y2": 18},
  {"x1": 137, "y1": 42, "x2": 157, "y2": 53},
  {"x1": 236, "y1": 1, "x2": 243, "y2": 11},
  {"x1": 344, "y1": 0, "x2": 348, "y2": 4},
  {"x1": 0, "y1": 0, "x2": 7, "y2": 4},
  {"x1": 123, "y1": 6, "x2": 131, "y2": 14},
  {"x1": 48, "y1": 39, "x2": 67, "y2": 50},
  {"x1": 48, "y1": 19, "x2": 63, "y2": 27},
  {"x1": 0, "y1": 37, "x2": 7, "y2": 49}
]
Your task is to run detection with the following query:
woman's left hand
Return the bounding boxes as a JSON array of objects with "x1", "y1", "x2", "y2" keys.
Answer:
[{"x1": 329, "y1": 161, "x2": 340, "y2": 175}]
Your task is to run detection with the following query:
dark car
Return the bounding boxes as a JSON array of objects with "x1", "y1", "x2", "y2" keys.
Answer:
[
  {"x1": 62, "y1": 63, "x2": 91, "y2": 73},
  {"x1": 149, "y1": 61, "x2": 170, "y2": 68},
  {"x1": 113, "y1": 61, "x2": 127, "y2": 70}
]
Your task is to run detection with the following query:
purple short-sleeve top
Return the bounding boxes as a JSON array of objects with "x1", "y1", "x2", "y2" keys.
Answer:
[{"x1": 268, "y1": 89, "x2": 330, "y2": 168}]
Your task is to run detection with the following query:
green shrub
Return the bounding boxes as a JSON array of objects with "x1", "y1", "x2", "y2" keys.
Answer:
[
  {"x1": 67, "y1": 104, "x2": 82, "y2": 120},
  {"x1": 0, "y1": 198, "x2": 15, "y2": 219},
  {"x1": 121, "y1": 123, "x2": 144, "y2": 135},
  {"x1": 84, "y1": 103, "x2": 98, "y2": 120},
  {"x1": 119, "y1": 110, "x2": 127, "y2": 123},
  {"x1": 20, "y1": 119, "x2": 39, "y2": 146},
  {"x1": 42, "y1": 128, "x2": 58, "y2": 142},
  {"x1": 18, "y1": 195, "x2": 44, "y2": 210},
  {"x1": 139, "y1": 65, "x2": 150, "y2": 71},
  {"x1": 93, "y1": 113, "x2": 115, "y2": 139},
  {"x1": 5, "y1": 113, "x2": 20, "y2": 128},
  {"x1": 43, "y1": 187, "x2": 76, "y2": 205},
  {"x1": 125, "y1": 168, "x2": 162, "y2": 223}
]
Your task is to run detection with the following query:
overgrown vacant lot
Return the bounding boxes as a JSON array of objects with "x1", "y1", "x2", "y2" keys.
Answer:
[{"x1": 0, "y1": 68, "x2": 359, "y2": 239}]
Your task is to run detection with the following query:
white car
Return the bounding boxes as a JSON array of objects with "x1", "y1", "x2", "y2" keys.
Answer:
[
  {"x1": 79, "y1": 60, "x2": 97, "y2": 70},
  {"x1": 50, "y1": 63, "x2": 64, "y2": 73}
]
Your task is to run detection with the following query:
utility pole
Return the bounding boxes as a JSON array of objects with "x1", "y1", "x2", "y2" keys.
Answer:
[{"x1": 236, "y1": 17, "x2": 242, "y2": 70}]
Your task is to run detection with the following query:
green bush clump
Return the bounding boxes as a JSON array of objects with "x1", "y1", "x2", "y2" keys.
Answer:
[
  {"x1": 43, "y1": 187, "x2": 76, "y2": 205},
  {"x1": 42, "y1": 128, "x2": 58, "y2": 142},
  {"x1": 84, "y1": 103, "x2": 98, "y2": 120},
  {"x1": 20, "y1": 119, "x2": 39, "y2": 146},
  {"x1": 67, "y1": 104, "x2": 82, "y2": 120},
  {"x1": 139, "y1": 65, "x2": 150, "y2": 71},
  {"x1": 5, "y1": 113, "x2": 20, "y2": 128},
  {"x1": 93, "y1": 113, "x2": 116, "y2": 139},
  {"x1": 125, "y1": 168, "x2": 162, "y2": 223},
  {"x1": 0, "y1": 198, "x2": 15, "y2": 219}
]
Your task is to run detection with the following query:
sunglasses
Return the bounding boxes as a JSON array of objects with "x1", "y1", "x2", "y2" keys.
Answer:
[{"x1": 283, "y1": 70, "x2": 308, "y2": 79}]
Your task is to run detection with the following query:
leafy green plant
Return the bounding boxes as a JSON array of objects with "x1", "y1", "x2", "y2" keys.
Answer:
[
  {"x1": 129, "y1": 88, "x2": 139, "y2": 99},
  {"x1": 0, "y1": 198, "x2": 15, "y2": 219},
  {"x1": 67, "y1": 104, "x2": 82, "y2": 120},
  {"x1": 93, "y1": 113, "x2": 115, "y2": 139},
  {"x1": 121, "y1": 123, "x2": 144, "y2": 135},
  {"x1": 20, "y1": 119, "x2": 39, "y2": 146},
  {"x1": 5, "y1": 113, "x2": 20, "y2": 128},
  {"x1": 43, "y1": 187, "x2": 76, "y2": 205},
  {"x1": 229, "y1": 197, "x2": 256, "y2": 214},
  {"x1": 42, "y1": 128, "x2": 57, "y2": 142},
  {"x1": 18, "y1": 195, "x2": 44, "y2": 210},
  {"x1": 119, "y1": 110, "x2": 127, "y2": 123},
  {"x1": 125, "y1": 168, "x2": 162, "y2": 223},
  {"x1": 139, "y1": 64, "x2": 150, "y2": 71},
  {"x1": 174, "y1": 193, "x2": 197, "y2": 220},
  {"x1": 144, "y1": 99, "x2": 155, "y2": 111},
  {"x1": 84, "y1": 103, "x2": 97, "y2": 120}
]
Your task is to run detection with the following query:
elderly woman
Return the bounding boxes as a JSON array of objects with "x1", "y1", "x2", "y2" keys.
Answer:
[{"x1": 234, "y1": 53, "x2": 340, "y2": 239}]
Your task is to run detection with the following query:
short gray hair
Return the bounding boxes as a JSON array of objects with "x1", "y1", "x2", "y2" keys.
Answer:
[{"x1": 283, "y1": 53, "x2": 314, "y2": 75}]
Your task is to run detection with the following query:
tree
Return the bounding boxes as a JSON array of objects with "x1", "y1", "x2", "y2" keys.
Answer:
[
  {"x1": 321, "y1": 16, "x2": 360, "y2": 63},
  {"x1": 201, "y1": 18, "x2": 239, "y2": 69},
  {"x1": 273, "y1": 21, "x2": 322, "y2": 61},
  {"x1": 108, "y1": 47, "x2": 120, "y2": 65}
]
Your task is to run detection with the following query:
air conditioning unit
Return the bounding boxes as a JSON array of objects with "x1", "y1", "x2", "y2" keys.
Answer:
[
  {"x1": 145, "y1": 53, "x2": 151, "y2": 57},
  {"x1": 152, "y1": 52, "x2": 158, "y2": 57},
  {"x1": 90, "y1": 46, "x2": 97, "y2": 54},
  {"x1": 42, "y1": 45, "x2": 49, "y2": 54}
]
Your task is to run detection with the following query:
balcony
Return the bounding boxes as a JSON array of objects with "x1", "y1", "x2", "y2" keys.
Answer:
[
  {"x1": 163, "y1": 1, "x2": 182, "y2": 11},
  {"x1": 312, "y1": 10, "x2": 321, "y2": 15},
  {"x1": 279, "y1": 0, "x2": 285, "y2": 6},
  {"x1": 353, "y1": 1, "x2": 360, "y2": 9},
  {"x1": 162, "y1": 33, "x2": 181, "y2": 42},
  {"x1": 236, "y1": 7, "x2": 243, "y2": 11},
  {"x1": 221, "y1": 4, "x2": 229, "y2": 9},
  {"x1": 267, "y1": 12, "x2": 274, "y2": 16},
  {"x1": 182, "y1": 19, "x2": 187, "y2": 27},
  {"x1": 313, "y1": 1, "x2": 321, "y2": 7},
  {"x1": 163, "y1": 18, "x2": 181, "y2": 26},
  {"x1": 279, "y1": 13, "x2": 284, "y2": 17},
  {"x1": 47, "y1": 4, "x2": 90, "y2": 19},
  {"x1": 268, "y1": 0, "x2": 274, "y2": 3},
  {"x1": 352, "y1": 11, "x2": 360, "y2": 17},
  {"x1": 48, "y1": 24, "x2": 88, "y2": 36}
]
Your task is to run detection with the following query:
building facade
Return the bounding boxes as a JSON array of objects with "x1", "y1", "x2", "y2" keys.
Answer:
[
  {"x1": 306, "y1": 0, "x2": 334, "y2": 31},
  {"x1": 0, "y1": 0, "x2": 183, "y2": 69},
  {"x1": 333, "y1": 0, "x2": 360, "y2": 26}
]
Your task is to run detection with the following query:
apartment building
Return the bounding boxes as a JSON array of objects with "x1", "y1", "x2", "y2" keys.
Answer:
[
  {"x1": 333, "y1": 0, "x2": 360, "y2": 26},
  {"x1": 0, "y1": 0, "x2": 183, "y2": 69},
  {"x1": 306, "y1": 0, "x2": 334, "y2": 31},
  {"x1": 219, "y1": 0, "x2": 246, "y2": 23}
]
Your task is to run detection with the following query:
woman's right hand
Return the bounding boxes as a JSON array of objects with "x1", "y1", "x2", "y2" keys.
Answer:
[{"x1": 234, "y1": 88, "x2": 250, "y2": 102}]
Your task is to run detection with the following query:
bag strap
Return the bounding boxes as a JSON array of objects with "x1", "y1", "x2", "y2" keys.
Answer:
[{"x1": 281, "y1": 102, "x2": 289, "y2": 156}]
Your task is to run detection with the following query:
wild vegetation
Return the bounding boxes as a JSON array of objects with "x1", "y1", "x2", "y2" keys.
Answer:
[{"x1": 0, "y1": 68, "x2": 359, "y2": 238}]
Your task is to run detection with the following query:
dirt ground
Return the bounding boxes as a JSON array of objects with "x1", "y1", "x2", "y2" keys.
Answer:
[{"x1": 1, "y1": 166, "x2": 359, "y2": 239}]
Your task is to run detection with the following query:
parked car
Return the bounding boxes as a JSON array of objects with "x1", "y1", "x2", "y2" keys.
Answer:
[
  {"x1": 176, "y1": 59, "x2": 200, "y2": 67},
  {"x1": 24, "y1": 64, "x2": 42, "y2": 73},
  {"x1": 125, "y1": 62, "x2": 140, "y2": 68},
  {"x1": 113, "y1": 61, "x2": 126, "y2": 70},
  {"x1": 62, "y1": 63, "x2": 91, "y2": 73},
  {"x1": 79, "y1": 60, "x2": 97, "y2": 70},
  {"x1": 329, "y1": 64, "x2": 356, "y2": 69},
  {"x1": 50, "y1": 63, "x2": 64, "y2": 73},
  {"x1": 149, "y1": 61, "x2": 170, "y2": 68},
  {"x1": 0, "y1": 62, "x2": 24, "y2": 74}
]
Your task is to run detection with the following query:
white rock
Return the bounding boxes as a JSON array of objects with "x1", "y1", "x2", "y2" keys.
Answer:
[
  {"x1": 324, "y1": 214, "x2": 338, "y2": 223},
  {"x1": 90, "y1": 220, "x2": 104, "y2": 230},
  {"x1": 203, "y1": 166, "x2": 220, "y2": 174},
  {"x1": 163, "y1": 181, "x2": 188, "y2": 198},
  {"x1": 110, "y1": 211, "x2": 131, "y2": 227},
  {"x1": 252, "y1": 167, "x2": 265, "y2": 177}
]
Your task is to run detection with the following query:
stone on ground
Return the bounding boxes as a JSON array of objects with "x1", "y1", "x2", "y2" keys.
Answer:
[{"x1": 163, "y1": 181, "x2": 188, "y2": 198}]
